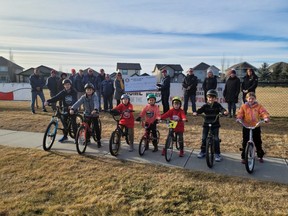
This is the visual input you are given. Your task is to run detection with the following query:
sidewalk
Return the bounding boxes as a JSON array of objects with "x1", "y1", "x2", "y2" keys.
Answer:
[{"x1": 0, "y1": 129, "x2": 287, "y2": 185}]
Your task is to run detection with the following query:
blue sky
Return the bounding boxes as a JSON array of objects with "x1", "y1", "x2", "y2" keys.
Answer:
[{"x1": 0, "y1": 0, "x2": 287, "y2": 74}]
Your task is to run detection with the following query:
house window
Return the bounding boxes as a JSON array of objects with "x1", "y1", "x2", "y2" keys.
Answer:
[
  {"x1": 122, "y1": 69, "x2": 128, "y2": 75},
  {"x1": 0, "y1": 66, "x2": 8, "y2": 72},
  {"x1": 0, "y1": 76, "x2": 6, "y2": 82}
]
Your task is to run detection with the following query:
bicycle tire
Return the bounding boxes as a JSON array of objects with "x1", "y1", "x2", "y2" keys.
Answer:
[
  {"x1": 109, "y1": 131, "x2": 121, "y2": 156},
  {"x1": 91, "y1": 118, "x2": 101, "y2": 142},
  {"x1": 68, "y1": 114, "x2": 83, "y2": 139},
  {"x1": 43, "y1": 121, "x2": 57, "y2": 151},
  {"x1": 175, "y1": 133, "x2": 180, "y2": 150},
  {"x1": 245, "y1": 142, "x2": 255, "y2": 174},
  {"x1": 76, "y1": 125, "x2": 88, "y2": 155},
  {"x1": 165, "y1": 135, "x2": 173, "y2": 162},
  {"x1": 139, "y1": 137, "x2": 148, "y2": 156},
  {"x1": 205, "y1": 136, "x2": 214, "y2": 168}
]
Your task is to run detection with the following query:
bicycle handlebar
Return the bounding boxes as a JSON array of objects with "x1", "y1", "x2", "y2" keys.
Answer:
[{"x1": 237, "y1": 120, "x2": 265, "y2": 129}]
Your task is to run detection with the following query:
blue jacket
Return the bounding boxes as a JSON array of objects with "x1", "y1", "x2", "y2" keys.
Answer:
[
  {"x1": 29, "y1": 74, "x2": 45, "y2": 92},
  {"x1": 101, "y1": 79, "x2": 114, "y2": 96}
]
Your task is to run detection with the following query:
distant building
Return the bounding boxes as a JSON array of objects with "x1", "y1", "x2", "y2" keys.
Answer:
[
  {"x1": 192, "y1": 62, "x2": 220, "y2": 82},
  {"x1": 116, "y1": 63, "x2": 142, "y2": 77},
  {"x1": 17, "y1": 65, "x2": 56, "y2": 83},
  {"x1": 0, "y1": 56, "x2": 23, "y2": 82},
  {"x1": 152, "y1": 64, "x2": 184, "y2": 83},
  {"x1": 226, "y1": 61, "x2": 257, "y2": 81},
  {"x1": 268, "y1": 62, "x2": 288, "y2": 73}
]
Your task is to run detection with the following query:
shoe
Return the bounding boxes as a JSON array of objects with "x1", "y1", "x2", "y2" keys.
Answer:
[
  {"x1": 152, "y1": 146, "x2": 158, "y2": 152},
  {"x1": 32, "y1": 110, "x2": 36, "y2": 114},
  {"x1": 258, "y1": 158, "x2": 264, "y2": 163},
  {"x1": 43, "y1": 109, "x2": 48, "y2": 112},
  {"x1": 128, "y1": 144, "x2": 134, "y2": 152},
  {"x1": 97, "y1": 141, "x2": 102, "y2": 148},
  {"x1": 241, "y1": 159, "x2": 245, "y2": 164},
  {"x1": 193, "y1": 112, "x2": 197, "y2": 115},
  {"x1": 215, "y1": 154, "x2": 222, "y2": 162},
  {"x1": 58, "y1": 136, "x2": 68, "y2": 143},
  {"x1": 197, "y1": 152, "x2": 206, "y2": 158},
  {"x1": 161, "y1": 148, "x2": 165, "y2": 156},
  {"x1": 179, "y1": 150, "x2": 184, "y2": 157}
]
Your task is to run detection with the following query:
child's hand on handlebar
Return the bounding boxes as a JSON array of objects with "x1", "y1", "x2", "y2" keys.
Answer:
[{"x1": 70, "y1": 109, "x2": 75, "y2": 115}]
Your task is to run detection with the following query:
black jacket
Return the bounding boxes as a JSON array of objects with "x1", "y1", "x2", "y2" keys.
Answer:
[
  {"x1": 223, "y1": 76, "x2": 240, "y2": 103},
  {"x1": 182, "y1": 74, "x2": 198, "y2": 95},
  {"x1": 202, "y1": 76, "x2": 217, "y2": 92},
  {"x1": 47, "y1": 88, "x2": 77, "y2": 112},
  {"x1": 196, "y1": 102, "x2": 226, "y2": 127},
  {"x1": 241, "y1": 74, "x2": 258, "y2": 93},
  {"x1": 157, "y1": 75, "x2": 170, "y2": 96}
]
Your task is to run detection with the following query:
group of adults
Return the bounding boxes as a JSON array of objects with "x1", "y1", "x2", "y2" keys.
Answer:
[
  {"x1": 29, "y1": 68, "x2": 126, "y2": 114},
  {"x1": 157, "y1": 67, "x2": 258, "y2": 117}
]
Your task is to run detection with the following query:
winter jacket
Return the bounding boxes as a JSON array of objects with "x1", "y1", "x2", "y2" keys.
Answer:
[
  {"x1": 114, "y1": 79, "x2": 125, "y2": 100},
  {"x1": 139, "y1": 104, "x2": 161, "y2": 125},
  {"x1": 29, "y1": 74, "x2": 45, "y2": 92},
  {"x1": 157, "y1": 75, "x2": 170, "y2": 96},
  {"x1": 161, "y1": 108, "x2": 187, "y2": 133},
  {"x1": 47, "y1": 88, "x2": 77, "y2": 112},
  {"x1": 46, "y1": 76, "x2": 59, "y2": 95},
  {"x1": 101, "y1": 79, "x2": 114, "y2": 97},
  {"x1": 223, "y1": 76, "x2": 240, "y2": 103},
  {"x1": 202, "y1": 76, "x2": 217, "y2": 92},
  {"x1": 74, "y1": 74, "x2": 85, "y2": 92},
  {"x1": 241, "y1": 74, "x2": 258, "y2": 93},
  {"x1": 237, "y1": 102, "x2": 270, "y2": 127},
  {"x1": 71, "y1": 93, "x2": 99, "y2": 116},
  {"x1": 113, "y1": 103, "x2": 134, "y2": 128},
  {"x1": 182, "y1": 74, "x2": 198, "y2": 95}
]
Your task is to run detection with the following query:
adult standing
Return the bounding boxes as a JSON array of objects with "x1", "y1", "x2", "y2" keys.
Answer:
[
  {"x1": 83, "y1": 68, "x2": 97, "y2": 87},
  {"x1": 202, "y1": 69, "x2": 217, "y2": 103},
  {"x1": 156, "y1": 69, "x2": 170, "y2": 113},
  {"x1": 46, "y1": 69, "x2": 59, "y2": 111},
  {"x1": 97, "y1": 68, "x2": 106, "y2": 111},
  {"x1": 69, "y1": 68, "x2": 77, "y2": 86},
  {"x1": 241, "y1": 68, "x2": 258, "y2": 103},
  {"x1": 182, "y1": 68, "x2": 198, "y2": 115},
  {"x1": 114, "y1": 72, "x2": 125, "y2": 105},
  {"x1": 101, "y1": 74, "x2": 114, "y2": 111},
  {"x1": 223, "y1": 69, "x2": 240, "y2": 118},
  {"x1": 74, "y1": 69, "x2": 85, "y2": 100},
  {"x1": 29, "y1": 68, "x2": 47, "y2": 114}
]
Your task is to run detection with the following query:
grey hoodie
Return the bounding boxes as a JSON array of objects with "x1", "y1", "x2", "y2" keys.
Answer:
[{"x1": 71, "y1": 93, "x2": 99, "y2": 116}]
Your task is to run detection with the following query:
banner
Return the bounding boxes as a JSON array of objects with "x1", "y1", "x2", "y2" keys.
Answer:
[
  {"x1": 0, "y1": 83, "x2": 31, "y2": 101},
  {"x1": 123, "y1": 76, "x2": 157, "y2": 92}
]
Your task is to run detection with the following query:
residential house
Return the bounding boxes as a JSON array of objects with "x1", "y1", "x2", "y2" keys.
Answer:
[
  {"x1": 225, "y1": 61, "x2": 257, "y2": 81},
  {"x1": 152, "y1": 64, "x2": 184, "y2": 83},
  {"x1": 192, "y1": 62, "x2": 221, "y2": 82},
  {"x1": 0, "y1": 56, "x2": 24, "y2": 82},
  {"x1": 17, "y1": 65, "x2": 56, "y2": 83},
  {"x1": 268, "y1": 62, "x2": 288, "y2": 72},
  {"x1": 116, "y1": 63, "x2": 141, "y2": 77}
]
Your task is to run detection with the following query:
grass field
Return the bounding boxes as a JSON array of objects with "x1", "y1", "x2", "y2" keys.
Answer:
[{"x1": 0, "y1": 89, "x2": 287, "y2": 215}]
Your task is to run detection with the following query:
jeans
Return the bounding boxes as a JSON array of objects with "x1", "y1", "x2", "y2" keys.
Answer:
[
  {"x1": 184, "y1": 94, "x2": 196, "y2": 114},
  {"x1": 227, "y1": 102, "x2": 236, "y2": 116},
  {"x1": 31, "y1": 91, "x2": 46, "y2": 111},
  {"x1": 103, "y1": 95, "x2": 113, "y2": 111},
  {"x1": 161, "y1": 94, "x2": 170, "y2": 113},
  {"x1": 201, "y1": 126, "x2": 220, "y2": 154}
]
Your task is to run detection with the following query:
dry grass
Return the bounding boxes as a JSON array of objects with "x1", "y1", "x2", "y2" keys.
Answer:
[{"x1": 0, "y1": 146, "x2": 287, "y2": 215}]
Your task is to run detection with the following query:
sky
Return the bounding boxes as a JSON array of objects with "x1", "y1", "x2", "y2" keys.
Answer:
[{"x1": 0, "y1": 0, "x2": 288, "y2": 74}]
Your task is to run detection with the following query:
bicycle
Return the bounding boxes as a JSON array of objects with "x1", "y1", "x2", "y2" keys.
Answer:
[
  {"x1": 109, "y1": 110, "x2": 134, "y2": 156},
  {"x1": 43, "y1": 106, "x2": 83, "y2": 151},
  {"x1": 162, "y1": 119, "x2": 181, "y2": 162},
  {"x1": 237, "y1": 120, "x2": 264, "y2": 174},
  {"x1": 75, "y1": 113, "x2": 102, "y2": 155},
  {"x1": 138, "y1": 121, "x2": 160, "y2": 156}
]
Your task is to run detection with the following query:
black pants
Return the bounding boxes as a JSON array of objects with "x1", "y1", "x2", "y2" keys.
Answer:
[
  {"x1": 227, "y1": 102, "x2": 236, "y2": 116},
  {"x1": 103, "y1": 95, "x2": 113, "y2": 111},
  {"x1": 161, "y1": 94, "x2": 170, "y2": 113},
  {"x1": 241, "y1": 127, "x2": 264, "y2": 159},
  {"x1": 146, "y1": 121, "x2": 158, "y2": 147}
]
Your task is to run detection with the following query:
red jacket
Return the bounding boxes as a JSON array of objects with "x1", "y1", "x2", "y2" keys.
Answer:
[
  {"x1": 161, "y1": 108, "x2": 187, "y2": 133},
  {"x1": 114, "y1": 103, "x2": 134, "y2": 128},
  {"x1": 139, "y1": 104, "x2": 161, "y2": 124}
]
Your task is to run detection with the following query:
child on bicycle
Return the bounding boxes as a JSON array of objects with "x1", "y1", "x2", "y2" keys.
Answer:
[
  {"x1": 70, "y1": 83, "x2": 102, "y2": 148},
  {"x1": 110, "y1": 94, "x2": 135, "y2": 152},
  {"x1": 194, "y1": 89, "x2": 228, "y2": 162},
  {"x1": 237, "y1": 92, "x2": 270, "y2": 163},
  {"x1": 161, "y1": 96, "x2": 187, "y2": 157},
  {"x1": 44, "y1": 79, "x2": 78, "y2": 143},
  {"x1": 136, "y1": 94, "x2": 161, "y2": 152}
]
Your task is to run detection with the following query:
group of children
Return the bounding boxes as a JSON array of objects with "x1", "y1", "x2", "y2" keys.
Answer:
[{"x1": 45, "y1": 78, "x2": 270, "y2": 163}]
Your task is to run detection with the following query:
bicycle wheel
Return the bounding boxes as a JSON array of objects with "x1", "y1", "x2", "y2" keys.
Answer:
[
  {"x1": 205, "y1": 136, "x2": 214, "y2": 168},
  {"x1": 91, "y1": 118, "x2": 101, "y2": 142},
  {"x1": 43, "y1": 121, "x2": 57, "y2": 151},
  {"x1": 109, "y1": 131, "x2": 121, "y2": 156},
  {"x1": 165, "y1": 135, "x2": 173, "y2": 162},
  {"x1": 68, "y1": 114, "x2": 83, "y2": 139},
  {"x1": 175, "y1": 133, "x2": 180, "y2": 150},
  {"x1": 76, "y1": 125, "x2": 88, "y2": 155},
  {"x1": 139, "y1": 136, "x2": 148, "y2": 156},
  {"x1": 245, "y1": 142, "x2": 256, "y2": 174}
]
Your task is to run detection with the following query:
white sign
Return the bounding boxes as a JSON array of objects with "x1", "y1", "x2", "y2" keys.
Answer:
[
  {"x1": 124, "y1": 76, "x2": 157, "y2": 92},
  {"x1": 0, "y1": 83, "x2": 31, "y2": 101}
]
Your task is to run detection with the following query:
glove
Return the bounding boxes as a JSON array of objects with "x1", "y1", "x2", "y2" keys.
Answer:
[
  {"x1": 264, "y1": 118, "x2": 269, "y2": 123},
  {"x1": 110, "y1": 109, "x2": 120, "y2": 116},
  {"x1": 135, "y1": 116, "x2": 141, "y2": 122}
]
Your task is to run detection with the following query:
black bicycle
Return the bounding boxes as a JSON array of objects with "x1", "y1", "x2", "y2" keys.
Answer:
[
  {"x1": 43, "y1": 106, "x2": 83, "y2": 151},
  {"x1": 109, "y1": 110, "x2": 134, "y2": 156}
]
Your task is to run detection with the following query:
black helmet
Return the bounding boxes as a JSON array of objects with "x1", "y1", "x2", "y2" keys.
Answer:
[
  {"x1": 206, "y1": 89, "x2": 218, "y2": 98},
  {"x1": 84, "y1": 83, "x2": 95, "y2": 90},
  {"x1": 62, "y1": 79, "x2": 72, "y2": 85},
  {"x1": 121, "y1": 94, "x2": 130, "y2": 100}
]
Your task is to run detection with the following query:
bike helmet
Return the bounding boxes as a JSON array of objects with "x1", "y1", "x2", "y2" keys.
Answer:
[
  {"x1": 172, "y1": 96, "x2": 182, "y2": 106},
  {"x1": 206, "y1": 89, "x2": 218, "y2": 98},
  {"x1": 147, "y1": 93, "x2": 156, "y2": 101},
  {"x1": 121, "y1": 94, "x2": 130, "y2": 100},
  {"x1": 84, "y1": 83, "x2": 95, "y2": 90},
  {"x1": 62, "y1": 78, "x2": 72, "y2": 85}
]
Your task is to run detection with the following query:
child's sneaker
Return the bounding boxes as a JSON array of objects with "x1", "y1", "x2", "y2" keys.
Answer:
[
  {"x1": 258, "y1": 158, "x2": 264, "y2": 163},
  {"x1": 152, "y1": 147, "x2": 158, "y2": 152},
  {"x1": 128, "y1": 145, "x2": 134, "y2": 152},
  {"x1": 197, "y1": 151, "x2": 205, "y2": 158},
  {"x1": 58, "y1": 136, "x2": 68, "y2": 143},
  {"x1": 179, "y1": 150, "x2": 184, "y2": 157},
  {"x1": 215, "y1": 154, "x2": 222, "y2": 162},
  {"x1": 161, "y1": 148, "x2": 165, "y2": 156}
]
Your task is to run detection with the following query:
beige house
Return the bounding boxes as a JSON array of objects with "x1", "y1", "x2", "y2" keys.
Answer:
[
  {"x1": 152, "y1": 64, "x2": 184, "y2": 83},
  {"x1": 225, "y1": 61, "x2": 257, "y2": 81},
  {"x1": 116, "y1": 63, "x2": 141, "y2": 77},
  {"x1": 0, "y1": 56, "x2": 23, "y2": 82}
]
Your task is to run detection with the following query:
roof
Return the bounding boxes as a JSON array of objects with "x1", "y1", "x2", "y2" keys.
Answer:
[
  {"x1": 227, "y1": 61, "x2": 257, "y2": 71},
  {"x1": 17, "y1": 65, "x2": 55, "y2": 76},
  {"x1": 154, "y1": 64, "x2": 183, "y2": 71},
  {"x1": 117, "y1": 63, "x2": 142, "y2": 70},
  {"x1": 268, "y1": 62, "x2": 288, "y2": 70},
  {"x1": 193, "y1": 62, "x2": 210, "y2": 70},
  {"x1": 0, "y1": 56, "x2": 24, "y2": 70}
]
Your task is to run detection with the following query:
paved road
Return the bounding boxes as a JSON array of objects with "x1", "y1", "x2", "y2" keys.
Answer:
[{"x1": 0, "y1": 129, "x2": 287, "y2": 185}]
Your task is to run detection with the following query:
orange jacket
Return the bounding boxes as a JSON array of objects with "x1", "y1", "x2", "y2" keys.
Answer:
[{"x1": 237, "y1": 102, "x2": 270, "y2": 127}]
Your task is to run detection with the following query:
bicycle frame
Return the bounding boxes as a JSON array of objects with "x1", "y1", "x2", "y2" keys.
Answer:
[{"x1": 162, "y1": 119, "x2": 178, "y2": 162}]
